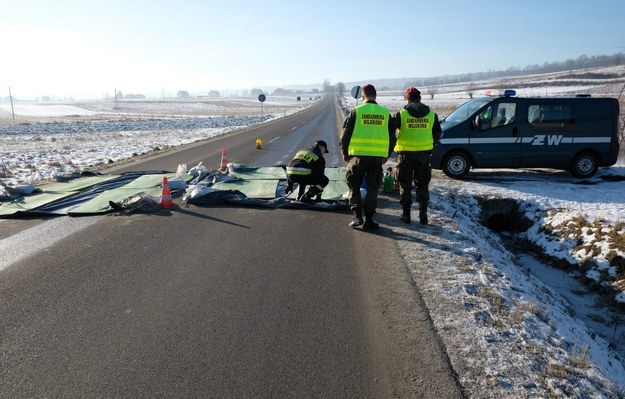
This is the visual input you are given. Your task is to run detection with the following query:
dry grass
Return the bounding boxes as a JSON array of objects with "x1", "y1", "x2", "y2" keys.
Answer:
[
  {"x1": 561, "y1": 214, "x2": 591, "y2": 240},
  {"x1": 0, "y1": 162, "x2": 11, "y2": 178},
  {"x1": 477, "y1": 287, "x2": 505, "y2": 313},
  {"x1": 542, "y1": 362, "x2": 572, "y2": 380},
  {"x1": 544, "y1": 213, "x2": 625, "y2": 274},
  {"x1": 608, "y1": 221, "x2": 625, "y2": 253},
  {"x1": 510, "y1": 300, "x2": 541, "y2": 325},
  {"x1": 569, "y1": 345, "x2": 592, "y2": 370}
]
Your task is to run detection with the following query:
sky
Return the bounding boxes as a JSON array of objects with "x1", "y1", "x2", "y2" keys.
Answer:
[{"x1": 1, "y1": 0, "x2": 625, "y2": 99}]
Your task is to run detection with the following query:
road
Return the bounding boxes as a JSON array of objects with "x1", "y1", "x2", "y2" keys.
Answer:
[{"x1": 0, "y1": 95, "x2": 464, "y2": 398}]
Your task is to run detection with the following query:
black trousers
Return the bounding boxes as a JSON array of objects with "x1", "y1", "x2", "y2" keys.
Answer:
[{"x1": 287, "y1": 173, "x2": 329, "y2": 192}]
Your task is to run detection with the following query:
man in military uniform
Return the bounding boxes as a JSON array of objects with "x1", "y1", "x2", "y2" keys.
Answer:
[
  {"x1": 393, "y1": 87, "x2": 442, "y2": 225},
  {"x1": 340, "y1": 84, "x2": 396, "y2": 230}
]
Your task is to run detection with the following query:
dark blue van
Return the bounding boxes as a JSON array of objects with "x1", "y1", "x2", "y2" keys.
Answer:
[{"x1": 431, "y1": 90, "x2": 620, "y2": 178}]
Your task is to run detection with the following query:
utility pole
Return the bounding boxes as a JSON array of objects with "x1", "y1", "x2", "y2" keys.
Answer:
[{"x1": 8, "y1": 86, "x2": 15, "y2": 119}]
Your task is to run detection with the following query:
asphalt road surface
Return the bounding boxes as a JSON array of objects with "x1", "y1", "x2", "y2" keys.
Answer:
[{"x1": 0, "y1": 95, "x2": 464, "y2": 398}]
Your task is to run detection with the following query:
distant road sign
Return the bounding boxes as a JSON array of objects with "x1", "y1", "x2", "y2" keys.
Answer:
[
  {"x1": 297, "y1": 96, "x2": 301, "y2": 101},
  {"x1": 351, "y1": 85, "x2": 362, "y2": 99},
  {"x1": 258, "y1": 94, "x2": 266, "y2": 103}
]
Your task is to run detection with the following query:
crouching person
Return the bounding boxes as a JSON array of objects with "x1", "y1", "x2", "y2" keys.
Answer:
[{"x1": 285, "y1": 140, "x2": 330, "y2": 202}]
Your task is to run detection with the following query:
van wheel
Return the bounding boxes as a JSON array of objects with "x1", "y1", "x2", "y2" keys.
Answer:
[
  {"x1": 442, "y1": 152, "x2": 470, "y2": 179},
  {"x1": 571, "y1": 152, "x2": 598, "y2": 178}
]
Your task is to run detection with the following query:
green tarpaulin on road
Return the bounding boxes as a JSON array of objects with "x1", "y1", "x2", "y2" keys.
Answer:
[
  {"x1": 228, "y1": 166, "x2": 287, "y2": 180},
  {"x1": 67, "y1": 187, "x2": 163, "y2": 215},
  {"x1": 0, "y1": 174, "x2": 121, "y2": 217},
  {"x1": 40, "y1": 174, "x2": 122, "y2": 192},
  {"x1": 0, "y1": 167, "x2": 349, "y2": 218},
  {"x1": 0, "y1": 191, "x2": 79, "y2": 217},
  {"x1": 212, "y1": 179, "x2": 280, "y2": 200}
]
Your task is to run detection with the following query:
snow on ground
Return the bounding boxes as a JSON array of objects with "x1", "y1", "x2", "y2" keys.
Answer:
[
  {"x1": 0, "y1": 103, "x2": 100, "y2": 117},
  {"x1": 0, "y1": 96, "x2": 312, "y2": 181},
  {"x1": 375, "y1": 182, "x2": 625, "y2": 397},
  {"x1": 2, "y1": 76, "x2": 625, "y2": 397}
]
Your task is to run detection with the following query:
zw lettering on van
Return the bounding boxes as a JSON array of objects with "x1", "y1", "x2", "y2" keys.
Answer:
[
  {"x1": 523, "y1": 135, "x2": 612, "y2": 145},
  {"x1": 360, "y1": 113, "x2": 385, "y2": 126},
  {"x1": 440, "y1": 135, "x2": 612, "y2": 146}
]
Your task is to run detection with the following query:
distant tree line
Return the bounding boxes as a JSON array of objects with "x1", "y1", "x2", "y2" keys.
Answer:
[
  {"x1": 271, "y1": 88, "x2": 311, "y2": 95},
  {"x1": 112, "y1": 91, "x2": 146, "y2": 100},
  {"x1": 124, "y1": 93, "x2": 146, "y2": 99},
  {"x1": 407, "y1": 52, "x2": 625, "y2": 87}
]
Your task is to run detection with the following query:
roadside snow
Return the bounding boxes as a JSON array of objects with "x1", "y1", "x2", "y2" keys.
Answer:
[{"x1": 376, "y1": 174, "x2": 625, "y2": 398}]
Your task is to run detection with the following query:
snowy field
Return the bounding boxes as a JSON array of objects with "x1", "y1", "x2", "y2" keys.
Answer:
[
  {"x1": 2, "y1": 69, "x2": 625, "y2": 397},
  {"x1": 0, "y1": 95, "x2": 313, "y2": 181}
]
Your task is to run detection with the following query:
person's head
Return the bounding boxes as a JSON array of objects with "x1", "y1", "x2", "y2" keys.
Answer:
[
  {"x1": 315, "y1": 140, "x2": 329, "y2": 154},
  {"x1": 404, "y1": 87, "x2": 421, "y2": 103},
  {"x1": 362, "y1": 84, "x2": 377, "y2": 101}
]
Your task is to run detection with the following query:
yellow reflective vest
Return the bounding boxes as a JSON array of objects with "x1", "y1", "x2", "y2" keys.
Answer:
[
  {"x1": 348, "y1": 103, "x2": 390, "y2": 157},
  {"x1": 286, "y1": 149, "x2": 319, "y2": 175},
  {"x1": 395, "y1": 108, "x2": 435, "y2": 152}
]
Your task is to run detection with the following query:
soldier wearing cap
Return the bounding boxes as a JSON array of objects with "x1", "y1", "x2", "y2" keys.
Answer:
[
  {"x1": 340, "y1": 84, "x2": 396, "y2": 230},
  {"x1": 393, "y1": 87, "x2": 442, "y2": 225},
  {"x1": 285, "y1": 140, "x2": 330, "y2": 202}
]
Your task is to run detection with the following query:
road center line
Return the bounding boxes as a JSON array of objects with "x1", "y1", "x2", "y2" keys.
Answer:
[{"x1": 268, "y1": 137, "x2": 280, "y2": 144}]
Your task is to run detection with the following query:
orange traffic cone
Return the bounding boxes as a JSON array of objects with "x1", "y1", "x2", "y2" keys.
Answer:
[
  {"x1": 219, "y1": 149, "x2": 228, "y2": 171},
  {"x1": 160, "y1": 176, "x2": 174, "y2": 209}
]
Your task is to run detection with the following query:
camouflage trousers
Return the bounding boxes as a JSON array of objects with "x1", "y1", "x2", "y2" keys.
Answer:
[
  {"x1": 396, "y1": 151, "x2": 432, "y2": 207},
  {"x1": 345, "y1": 156, "x2": 384, "y2": 216}
]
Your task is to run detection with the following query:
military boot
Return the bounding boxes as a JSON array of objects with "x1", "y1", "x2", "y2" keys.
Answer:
[
  {"x1": 363, "y1": 212, "x2": 379, "y2": 231},
  {"x1": 419, "y1": 201, "x2": 429, "y2": 225},
  {"x1": 400, "y1": 206, "x2": 411, "y2": 224},
  {"x1": 299, "y1": 186, "x2": 321, "y2": 203},
  {"x1": 306, "y1": 186, "x2": 321, "y2": 198},
  {"x1": 349, "y1": 206, "x2": 364, "y2": 228},
  {"x1": 284, "y1": 182, "x2": 294, "y2": 196}
]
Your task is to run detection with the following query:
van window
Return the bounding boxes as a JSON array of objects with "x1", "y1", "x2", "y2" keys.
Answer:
[
  {"x1": 444, "y1": 98, "x2": 491, "y2": 128},
  {"x1": 478, "y1": 102, "x2": 516, "y2": 130},
  {"x1": 528, "y1": 103, "x2": 573, "y2": 131}
]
